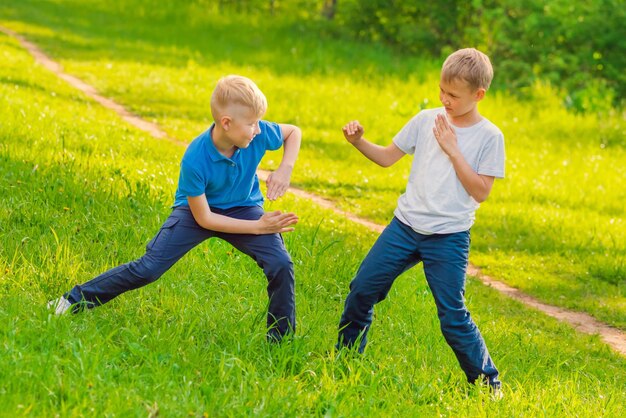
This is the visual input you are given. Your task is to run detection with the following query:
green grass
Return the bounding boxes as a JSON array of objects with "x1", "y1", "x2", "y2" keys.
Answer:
[
  {"x1": 2, "y1": 0, "x2": 624, "y2": 331},
  {"x1": 1, "y1": 2, "x2": 626, "y2": 416}
]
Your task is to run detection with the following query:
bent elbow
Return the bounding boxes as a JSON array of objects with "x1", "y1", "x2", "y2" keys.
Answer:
[
  {"x1": 474, "y1": 192, "x2": 490, "y2": 204},
  {"x1": 379, "y1": 158, "x2": 396, "y2": 168},
  {"x1": 194, "y1": 215, "x2": 214, "y2": 231}
]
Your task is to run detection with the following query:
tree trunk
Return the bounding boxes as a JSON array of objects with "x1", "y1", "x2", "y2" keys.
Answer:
[{"x1": 322, "y1": 0, "x2": 337, "y2": 20}]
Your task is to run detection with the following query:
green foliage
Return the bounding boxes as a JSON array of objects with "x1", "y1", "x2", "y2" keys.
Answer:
[
  {"x1": 334, "y1": 0, "x2": 626, "y2": 111},
  {"x1": 334, "y1": 0, "x2": 439, "y2": 53}
]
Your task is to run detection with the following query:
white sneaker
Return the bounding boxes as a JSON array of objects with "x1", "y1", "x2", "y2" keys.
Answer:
[
  {"x1": 491, "y1": 386, "x2": 504, "y2": 401},
  {"x1": 47, "y1": 296, "x2": 71, "y2": 315}
]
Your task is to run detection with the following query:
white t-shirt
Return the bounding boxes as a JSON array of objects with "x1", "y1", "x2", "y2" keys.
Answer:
[{"x1": 392, "y1": 107, "x2": 505, "y2": 234}]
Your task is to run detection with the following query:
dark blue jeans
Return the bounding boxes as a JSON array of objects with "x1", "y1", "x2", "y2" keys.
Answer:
[
  {"x1": 65, "y1": 205, "x2": 295, "y2": 340},
  {"x1": 338, "y1": 217, "x2": 500, "y2": 387}
]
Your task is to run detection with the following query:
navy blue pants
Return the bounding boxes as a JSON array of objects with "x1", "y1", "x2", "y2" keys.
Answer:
[
  {"x1": 65, "y1": 205, "x2": 295, "y2": 340},
  {"x1": 338, "y1": 217, "x2": 500, "y2": 387}
]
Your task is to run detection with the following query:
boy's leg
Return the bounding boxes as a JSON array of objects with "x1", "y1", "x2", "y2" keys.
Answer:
[
  {"x1": 420, "y1": 231, "x2": 500, "y2": 388},
  {"x1": 214, "y1": 206, "x2": 295, "y2": 341},
  {"x1": 338, "y1": 217, "x2": 420, "y2": 352},
  {"x1": 65, "y1": 207, "x2": 212, "y2": 309}
]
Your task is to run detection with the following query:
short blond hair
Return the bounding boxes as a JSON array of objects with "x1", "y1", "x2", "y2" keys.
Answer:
[
  {"x1": 210, "y1": 75, "x2": 267, "y2": 120},
  {"x1": 441, "y1": 48, "x2": 493, "y2": 91}
]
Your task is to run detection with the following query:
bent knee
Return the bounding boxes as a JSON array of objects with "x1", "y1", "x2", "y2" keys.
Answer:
[
  {"x1": 348, "y1": 283, "x2": 389, "y2": 305},
  {"x1": 438, "y1": 309, "x2": 474, "y2": 331},
  {"x1": 263, "y1": 255, "x2": 294, "y2": 276},
  {"x1": 128, "y1": 258, "x2": 166, "y2": 285}
]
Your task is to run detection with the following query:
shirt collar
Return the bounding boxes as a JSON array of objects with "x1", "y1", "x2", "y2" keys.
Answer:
[{"x1": 204, "y1": 124, "x2": 239, "y2": 162}]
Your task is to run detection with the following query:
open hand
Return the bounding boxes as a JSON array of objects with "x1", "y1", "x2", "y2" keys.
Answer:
[
  {"x1": 433, "y1": 114, "x2": 459, "y2": 158},
  {"x1": 342, "y1": 120, "x2": 364, "y2": 144},
  {"x1": 266, "y1": 165, "x2": 292, "y2": 201},
  {"x1": 258, "y1": 210, "x2": 298, "y2": 234}
]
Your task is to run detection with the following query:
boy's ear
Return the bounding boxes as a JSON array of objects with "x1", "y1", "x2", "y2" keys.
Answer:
[
  {"x1": 474, "y1": 88, "x2": 486, "y2": 102},
  {"x1": 220, "y1": 115, "x2": 233, "y2": 131}
]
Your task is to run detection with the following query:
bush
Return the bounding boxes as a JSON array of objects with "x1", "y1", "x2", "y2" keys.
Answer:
[{"x1": 334, "y1": 0, "x2": 625, "y2": 112}]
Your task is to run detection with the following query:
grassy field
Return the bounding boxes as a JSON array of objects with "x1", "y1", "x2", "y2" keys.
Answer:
[
  {"x1": 2, "y1": 0, "x2": 624, "y2": 332},
  {"x1": 1, "y1": 1, "x2": 626, "y2": 416}
]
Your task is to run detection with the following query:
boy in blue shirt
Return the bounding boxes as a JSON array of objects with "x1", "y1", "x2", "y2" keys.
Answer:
[
  {"x1": 48, "y1": 75, "x2": 302, "y2": 341},
  {"x1": 337, "y1": 49, "x2": 505, "y2": 391}
]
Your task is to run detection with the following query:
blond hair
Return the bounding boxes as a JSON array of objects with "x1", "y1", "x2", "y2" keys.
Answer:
[
  {"x1": 210, "y1": 75, "x2": 267, "y2": 120},
  {"x1": 441, "y1": 48, "x2": 494, "y2": 91}
]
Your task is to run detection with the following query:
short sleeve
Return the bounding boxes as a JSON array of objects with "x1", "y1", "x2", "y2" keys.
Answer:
[
  {"x1": 178, "y1": 160, "x2": 206, "y2": 197},
  {"x1": 392, "y1": 112, "x2": 424, "y2": 155},
  {"x1": 258, "y1": 120, "x2": 283, "y2": 151},
  {"x1": 477, "y1": 133, "x2": 506, "y2": 178}
]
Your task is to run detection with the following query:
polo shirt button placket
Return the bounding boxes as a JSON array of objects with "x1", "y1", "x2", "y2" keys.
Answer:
[{"x1": 230, "y1": 161, "x2": 237, "y2": 181}]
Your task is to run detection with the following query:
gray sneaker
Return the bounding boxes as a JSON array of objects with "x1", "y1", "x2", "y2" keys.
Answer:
[{"x1": 47, "y1": 296, "x2": 71, "y2": 315}]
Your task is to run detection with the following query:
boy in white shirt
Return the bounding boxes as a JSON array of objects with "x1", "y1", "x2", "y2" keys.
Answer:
[{"x1": 337, "y1": 48, "x2": 505, "y2": 392}]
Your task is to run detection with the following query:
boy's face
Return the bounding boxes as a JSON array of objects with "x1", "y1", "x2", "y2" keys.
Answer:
[
  {"x1": 223, "y1": 106, "x2": 263, "y2": 149},
  {"x1": 439, "y1": 78, "x2": 485, "y2": 120}
]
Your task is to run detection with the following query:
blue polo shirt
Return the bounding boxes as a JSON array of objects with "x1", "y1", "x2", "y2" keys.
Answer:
[{"x1": 173, "y1": 120, "x2": 283, "y2": 209}]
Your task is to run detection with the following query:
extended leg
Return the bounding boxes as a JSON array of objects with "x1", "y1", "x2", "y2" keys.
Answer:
[
  {"x1": 338, "y1": 218, "x2": 420, "y2": 352},
  {"x1": 65, "y1": 207, "x2": 211, "y2": 309},
  {"x1": 421, "y1": 231, "x2": 500, "y2": 387}
]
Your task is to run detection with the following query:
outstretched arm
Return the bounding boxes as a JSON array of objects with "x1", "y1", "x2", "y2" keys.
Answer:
[
  {"x1": 343, "y1": 120, "x2": 405, "y2": 167},
  {"x1": 433, "y1": 114, "x2": 495, "y2": 203},
  {"x1": 187, "y1": 194, "x2": 298, "y2": 234},
  {"x1": 266, "y1": 124, "x2": 302, "y2": 201}
]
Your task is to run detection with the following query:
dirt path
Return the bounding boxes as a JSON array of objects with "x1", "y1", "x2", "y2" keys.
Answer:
[{"x1": 3, "y1": 25, "x2": 625, "y2": 357}]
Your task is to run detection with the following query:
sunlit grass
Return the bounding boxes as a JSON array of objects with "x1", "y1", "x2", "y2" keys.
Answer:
[
  {"x1": 1, "y1": 3, "x2": 626, "y2": 416},
  {"x1": 3, "y1": 0, "x2": 622, "y2": 329}
]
